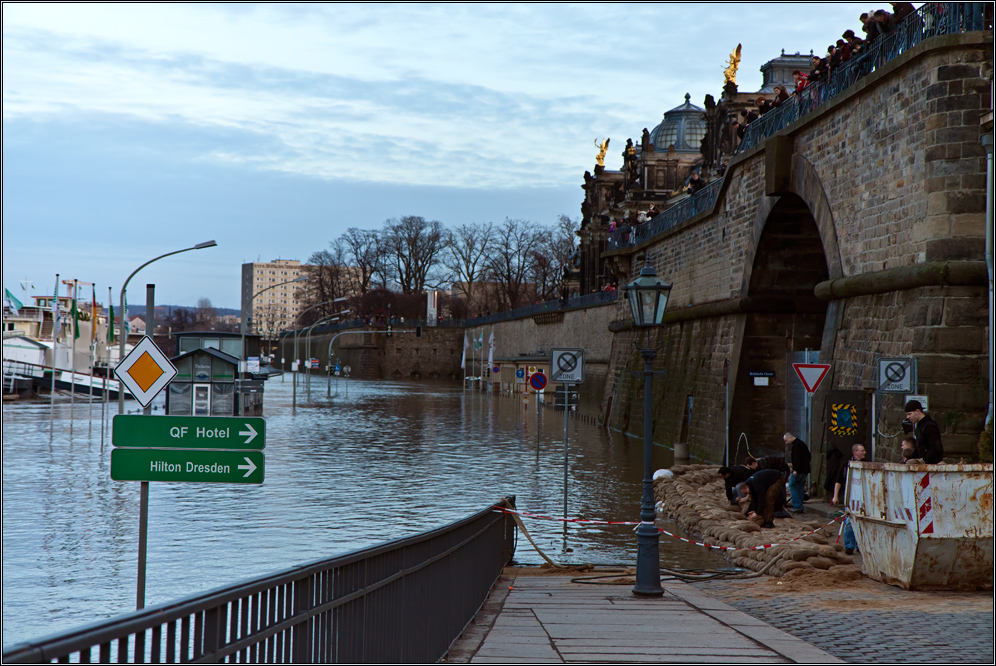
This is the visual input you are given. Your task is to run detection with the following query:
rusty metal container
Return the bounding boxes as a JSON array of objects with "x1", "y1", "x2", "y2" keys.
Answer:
[{"x1": 845, "y1": 462, "x2": 993, "y2": 590}]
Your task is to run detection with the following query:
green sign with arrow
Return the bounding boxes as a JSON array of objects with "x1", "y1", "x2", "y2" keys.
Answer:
[
  {"x1": 111, "y1": 449, "x2": 264, "y2": 484},
  {"x1": 112, "y1": 415, "x2": 265, "y2": 450}
]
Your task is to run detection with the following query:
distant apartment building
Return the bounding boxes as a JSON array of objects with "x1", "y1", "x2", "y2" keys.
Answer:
[{"x1": 240, "y1": 259, "x2": 305, "y2": 339}]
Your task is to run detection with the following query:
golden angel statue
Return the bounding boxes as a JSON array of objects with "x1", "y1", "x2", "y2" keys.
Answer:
[
  {"x1": 594, "y1": 138, "x2": 610, "y2": 167},
  {"x1": 723, "y1": 44, "x2": 742, "y2": 86}
]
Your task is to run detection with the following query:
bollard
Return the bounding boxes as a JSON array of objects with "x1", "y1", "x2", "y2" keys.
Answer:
[{"x1": 674, "y1": 442, "x2": 690, "y2": 461}]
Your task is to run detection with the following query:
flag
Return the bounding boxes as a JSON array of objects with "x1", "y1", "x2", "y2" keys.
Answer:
[
  {"x1": 460, "y1": 332, "x2": 469, "y2": 369},
  {"x1": 487, "y1": 330, "x2": 495, "y2": 367},
  {"x1": 474, "y1": 330, "x2": 483, "y2": 350},
  {"x1": 4, "y1": 288, "x2": 23, "y2": 316},
  {"x1": 71, "y1": 295, "x2": 80, "y2": 340},
  {"x1": 124, "y1": 297, "x2": 130, "y2": 335},
  {"x1": 108, "y1": 304, "x2": 115, "y2": 343},
  {"x1": 91, "y1": 286, "x2": 98, "y2": 342},
  {"x1": 52, "y1": 275, "x2": 61, "y2": 341}
]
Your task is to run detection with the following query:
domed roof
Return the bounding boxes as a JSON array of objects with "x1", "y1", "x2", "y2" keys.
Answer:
[{"x1": 649, "y1": 93, "x2": 707, "y2": 153}]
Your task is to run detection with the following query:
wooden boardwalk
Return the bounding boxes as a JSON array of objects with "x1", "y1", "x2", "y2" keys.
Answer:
[{"x1": 444, "y1": 571, "x2": 840, "y2": 664}]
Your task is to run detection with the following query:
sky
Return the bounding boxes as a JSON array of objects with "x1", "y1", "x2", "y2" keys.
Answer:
[{"x1": 3, "y1": 2, "x2": 874, "y2": 309}]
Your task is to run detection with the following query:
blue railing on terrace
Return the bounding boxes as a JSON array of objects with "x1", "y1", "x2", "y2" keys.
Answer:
[
  {"x1": 2, "y1": 498, "x2": 517, "y2": 664},
  {"x1": 608, "y1": 180, "x2": 722, "y2": 249},
  {"x1": 739, "y1": 2, "x2": 990, "y2": 152}
]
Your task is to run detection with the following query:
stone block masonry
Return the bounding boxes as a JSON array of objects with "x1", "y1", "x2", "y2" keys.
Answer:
[{"x1": 602, "y1": 32, "x2": 992, "y2": 465}]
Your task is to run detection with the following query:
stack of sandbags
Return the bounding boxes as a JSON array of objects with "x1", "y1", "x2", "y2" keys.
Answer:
[{"x1": 654, "y1": 464, "x2": 860, "y2": 577}]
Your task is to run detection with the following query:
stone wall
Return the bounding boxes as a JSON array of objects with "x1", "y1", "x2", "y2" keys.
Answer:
[{"x1": 603, "y1": 33, "x2": 992, "y2": 466}]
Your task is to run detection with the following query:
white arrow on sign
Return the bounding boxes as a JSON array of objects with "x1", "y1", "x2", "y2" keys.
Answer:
[
  {"x1": 239, "y1": 423, "x2": 258, "y2": 445},
  {"x1": 238, "y1": 457, "x2": 257, "y2": 478}
]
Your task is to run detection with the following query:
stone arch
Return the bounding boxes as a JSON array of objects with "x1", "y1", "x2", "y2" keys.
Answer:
[
  {"x1": 729, "y1": 154, "x2": 840, "y2": 460},
  {"x1": 740, "y1": 155, "x2": 843, "y2": 294}
]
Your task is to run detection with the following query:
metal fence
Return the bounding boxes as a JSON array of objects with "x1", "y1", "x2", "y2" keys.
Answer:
[
  {"x1": 608, "y1": 180, "x2": 722, "y2": 249},
  {"x1": 281, "y1": 291, "x2": 619, "y2": 340},
  {"x1": 739, "y1": 2, "x2": 990, "y2": 152},
  {"x1": 3, "y1": 498, "x2": 517, "y2": 664}
]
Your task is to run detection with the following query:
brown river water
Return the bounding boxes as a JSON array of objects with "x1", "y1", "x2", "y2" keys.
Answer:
[{"x1": 1, "y1": 376, "x2": 727, "y2": 647}]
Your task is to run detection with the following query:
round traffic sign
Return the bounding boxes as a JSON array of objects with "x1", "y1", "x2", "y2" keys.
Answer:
[
  {"x1": 529, "y1": 372, "x2": 547, "y2": 391},
  {"x1": 885, "y1": 362, "x2": 906, "y2": 383},
  {"x1": 515, "y1": 368, "x2": 525, "y2": 379},
  {"x1": 493, "y1": 365, "x2": 500, "y2": 374}
]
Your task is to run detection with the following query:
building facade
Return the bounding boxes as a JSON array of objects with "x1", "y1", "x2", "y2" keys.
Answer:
[{"x1": 240, "y1": 260, "x2": 305, "y2": 340}]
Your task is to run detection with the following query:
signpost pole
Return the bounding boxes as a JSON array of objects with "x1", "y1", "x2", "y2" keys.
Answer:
[
  {"x1": 804, "y1": 348, "x2": 811, "y2": 447},
  {"x1": 135, "y1": 283, "x2": 155, "y2": 610},
  {"x1": 723, "y1": 359, "x2": 729, "y2": 466},
  {"x1": 563, "y1": 383, "x2": 570, "y2": 521}
]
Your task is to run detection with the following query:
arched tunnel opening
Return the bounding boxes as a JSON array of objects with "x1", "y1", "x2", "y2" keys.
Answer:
[{"x1": 729, "y1": 194, "x2": 830, "y2": 462}]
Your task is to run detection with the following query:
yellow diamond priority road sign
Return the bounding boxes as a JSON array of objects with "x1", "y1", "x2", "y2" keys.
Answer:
[{"x1": 114, "y1": 336, "x2": 178, "y2": 407}]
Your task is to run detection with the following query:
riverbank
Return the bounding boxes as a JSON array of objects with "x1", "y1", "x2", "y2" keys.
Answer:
[{"x1": 653, "y1": 464, "x2": 859, "y2": 577}]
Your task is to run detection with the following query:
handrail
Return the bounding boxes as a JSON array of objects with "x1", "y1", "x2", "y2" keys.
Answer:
[
  {"x1": 739, "y1": 2, "x2": 990, "y2": 152},
  {"x1": 608, "y1": 180, "x2": 722, "y2": 249},
  {"x1": 280, "y1": 290, "x2": 618, "y2": 340},
  {"x1": 2, "y1": 497, "x2": 517, "y2": 664}
]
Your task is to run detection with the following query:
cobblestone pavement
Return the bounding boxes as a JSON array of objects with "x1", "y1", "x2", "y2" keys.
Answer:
[{"x1": 692, "y1": 574, "x2": 994, "y2": 665}]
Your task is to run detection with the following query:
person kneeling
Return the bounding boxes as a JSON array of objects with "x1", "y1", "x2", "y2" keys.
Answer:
[{"x1": 738, "y1": 468, "x2": 787, "y2": 528}]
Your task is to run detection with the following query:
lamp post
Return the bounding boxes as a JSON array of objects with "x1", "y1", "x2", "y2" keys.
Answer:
[
  {"x1": 623, "y1": 261, "x2": 672, "y2": 597},
  {"x1": 117, "y1": 240, "x2": 217, "y2": 415},
  {"x1": 114, "y1": 240, "x2": 216, "y2": 612},
  {"x1": 241, "y1": 276, "x2": 307, "y2": 378},
  {"x1": 289, "y1": 300, "x2": 337, "y2": 407}
]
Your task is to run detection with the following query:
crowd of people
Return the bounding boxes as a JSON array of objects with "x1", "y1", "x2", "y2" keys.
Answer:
[
  {"x1": 733, "y1": 3, "x2": 917, "y2": 140},
  {"x1": 716, "y1": 399, "x2": 944, "y2": 554}
]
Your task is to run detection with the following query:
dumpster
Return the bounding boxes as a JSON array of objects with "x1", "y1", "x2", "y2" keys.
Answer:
[{"x1": 845, "y1": 462, "x2": 993, "y2": 590}]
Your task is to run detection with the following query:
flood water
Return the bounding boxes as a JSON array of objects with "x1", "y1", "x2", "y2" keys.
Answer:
[{"x1": 2, "y1": 376, "x2": 727, "y2": 648}]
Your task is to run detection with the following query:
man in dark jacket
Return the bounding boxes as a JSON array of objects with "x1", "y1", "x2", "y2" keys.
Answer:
[
  {"x1": 905, "y1": 400, "x2": 944, "y2": 463},
  {"x1": 785, "y1": 432, "x2": 811, "y2": 513},
  {"x1": 738, "y1": 468, "x2": 786, "y2": 528},
  {"x1": 718, "y1": 465, "x2": 751, "y2": 505}
]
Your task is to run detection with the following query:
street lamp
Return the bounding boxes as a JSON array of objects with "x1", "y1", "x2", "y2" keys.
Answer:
[
  {"x1": 117, "y1": 240, "x2": 217, "y2": 415},
  {"x1": 114, "y1": 239, "x2": 216, "y2": 613},
  {"x1": 241, "y1": 276, "x2": 307, "y2": 377},
  {"x1": 623, "y1": 261, "x2": 672, "y2": 597}
]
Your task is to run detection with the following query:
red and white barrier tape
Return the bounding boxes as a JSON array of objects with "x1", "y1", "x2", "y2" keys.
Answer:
[{"x1": 493, "y1": 506, "x2": 843, "y2": 553}]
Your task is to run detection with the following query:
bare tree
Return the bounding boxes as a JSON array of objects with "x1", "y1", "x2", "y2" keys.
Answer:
[
  {"x1": 442, "y1": 221, "x2": 493, "y2": 309},
  {"x1": 484, "y1": 218, "x2": 542, "y2": 310},
  {"x1": 532, "y1": 214, "x2": 579, "y2": 300},
  {"x1": 341, "y1": 227, "x2": 383, "y2": 295},
  {"x1": 195, "y1": 298, "x2": 217, "y2": 329},
  {"x1": 382, "y1": 216, "x2": 445, "y2": 294},
  {"x1": 300, "y1": 239, "x2": 355, "y2": 321}
]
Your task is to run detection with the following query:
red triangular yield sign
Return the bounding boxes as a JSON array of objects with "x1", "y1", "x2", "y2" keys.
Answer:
[{"x1": 793, "y1": 363, "x2": 831, "y2": 393}]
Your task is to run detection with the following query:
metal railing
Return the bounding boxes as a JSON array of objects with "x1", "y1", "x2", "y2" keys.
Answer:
[
  {"x1": 739, "y1": 2, "x2": 991, "y2": 152},
  {"x1": 3, "y1": 498, "x2": 517, "y2": 664},
  {"x1": 280, "y1": 290, "x2": 619, "y2": 340},
  {"x1": 608, "y1": 180, "x2": 722, "y2": 249}
]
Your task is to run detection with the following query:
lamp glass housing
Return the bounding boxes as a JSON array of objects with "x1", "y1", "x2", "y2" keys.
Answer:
[{"x1": 624, "y1": 264, "x2": 672, "y2": 326}]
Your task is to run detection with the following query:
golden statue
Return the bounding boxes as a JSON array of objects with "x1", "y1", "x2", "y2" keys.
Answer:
[
  {"x1": 723, "y1": 43, "x2": 742, "y2": 86},
  {"x1": 594, "y1": 138, "x2": 610, "y2": 167}
]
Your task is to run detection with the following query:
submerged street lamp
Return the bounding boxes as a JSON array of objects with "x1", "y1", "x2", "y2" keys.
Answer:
[
  {"x1": 241, "y1": 276, "x2": 307, "y2": 377},
  {"x1": 623, "y1": 261, "x2": 672, "y2": 597}
]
